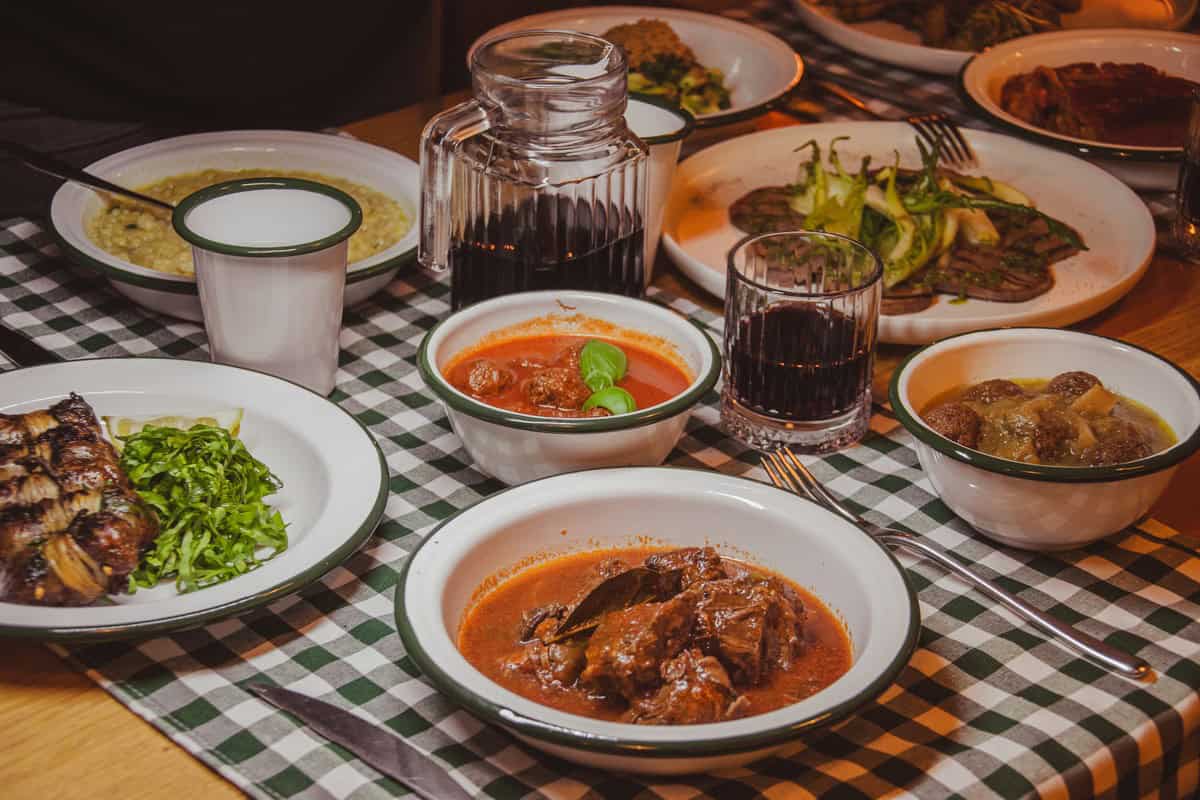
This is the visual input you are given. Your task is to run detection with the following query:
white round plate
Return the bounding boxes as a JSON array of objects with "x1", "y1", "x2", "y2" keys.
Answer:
[
  {"x1": 50, "y1": 130, "x2": 420, "y2": 321},
  {"x1": 793, "y1": 0, "x2": 1197, "y2": 76},
  {"x1": 959, "y1": 29, "x2": 1200, "y2": 190},
  {"x1": 0, "y1": 358, "x2": 388, "y2": 640},
  {"x1": 468, "y1": 6, "x2": 803, "y2": 127},
  {"x1": 662, "y1": 121, "x2": 1155, "y2": 345}
]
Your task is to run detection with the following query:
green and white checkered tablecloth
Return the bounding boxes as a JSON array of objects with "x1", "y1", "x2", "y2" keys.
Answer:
[{"x1": 1, "y1": 211, "x2": 1198, "y2": 799}]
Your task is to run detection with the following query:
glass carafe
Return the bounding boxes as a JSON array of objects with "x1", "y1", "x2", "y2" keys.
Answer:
[{"x1": 419, "y1": 30, "x2": 648, "y2": 310}]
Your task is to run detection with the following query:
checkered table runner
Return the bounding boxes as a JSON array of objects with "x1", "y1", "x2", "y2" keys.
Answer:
[{"x1": 2, "y1": 213, "x2": 1197, "y2": 800}]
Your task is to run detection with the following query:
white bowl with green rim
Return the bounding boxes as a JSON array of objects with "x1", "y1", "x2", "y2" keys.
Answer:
[
  {"x1": 626, "y1": 95, "x2": 694, "y2": 282},
  {"x1": 417, "y1": 290, "x2": 720, "y2": 485},
  {"x1": 49, "y1": 129, "x2": 419, "y2": 321},
  {"x1": 394, "y1": 466, "x2": 919, "y2": 775},
  {"x1": 890, "y1": 328, "x2": 1200, "y2": 551}
]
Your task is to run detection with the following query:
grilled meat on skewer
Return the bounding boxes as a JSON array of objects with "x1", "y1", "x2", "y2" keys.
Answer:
[{"x1": 0, "y1": 394, "x2": 159, "y2": 606}]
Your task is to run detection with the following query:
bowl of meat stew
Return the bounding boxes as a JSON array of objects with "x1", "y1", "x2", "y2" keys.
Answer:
[
  {"x1": 394, "y1": 467, "x2": 918, "y2": 774},
  {"x1": 890, "y1": 328, "x2": 1200, "y2": 550},
  {"x1": 418, "y1": 291, "x2": 720, "y2": 484}
]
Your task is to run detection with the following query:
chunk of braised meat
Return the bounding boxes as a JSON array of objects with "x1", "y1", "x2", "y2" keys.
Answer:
[
  {"x1": 644, "y1": 547, "x2": 727, "y2": 589},
  {"x1": 1033, "y1": 409, "x2": 1075, "y2": 462},
  {"x1": 688, "y1": 576, "x2": 804, "y2": 685},
  {"x1": 923, "y1": 402, "x2": 981, "y2": 448},
  {"x1": 503, "y1": 637, "x2": 588, "y2": 688},
  {"x1": 1046, "y1": 371, "x2": 1100, "y2": 401},
  {"x1": 519, "y1": 602, "x2": 567, "y2": 642},
  {"x1": 522, "y1": 367, "x2": 592, "y2": 410},
  {"x1": 1087, "y1": 417, "x2": 1153, "y2": 466},
  {"x1": 961, "y1": 379, "x2": 1026, "y2": 404},
  {"x1": 465, "y1": 359, "x2": 515, "y2": 397},
  {"x1": 625, "y1": 649, "x2": 750, "y2": 725},
  {"x1": 503, "y1": 601, "x2": 587, "y2": 688},
  {"x1": 581, "y1": 593, "x2": 695, "y2": 699}
]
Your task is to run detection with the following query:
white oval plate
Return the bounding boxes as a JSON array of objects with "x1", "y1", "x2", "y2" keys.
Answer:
[
  {"x1": 49, "y1": 130, "x2": 420, "y2": 321},
  {"x1": 959, "y1": 29, "x2": 1200, "y2": 189},
  {"x1": 792, "y1": 0, "x2": 1197, "y2": 76},
  {"x1": 0, "y1": 358, "x2": 388, "y2": 641},
  {"x1": 662, "y1": 121, "x2": 1155, "y2": 345},
  {"x1": 468, "y1": 6, "x2": 803, "y2": 127}
]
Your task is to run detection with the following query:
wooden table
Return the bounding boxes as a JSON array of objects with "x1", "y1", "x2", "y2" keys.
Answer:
[{"x1": 3, "y1": 98, "x2": 1199, "y2": 800}]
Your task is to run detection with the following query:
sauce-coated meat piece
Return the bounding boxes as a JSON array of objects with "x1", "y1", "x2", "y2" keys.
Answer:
[
  {"x1": 522, "y1": 367, "x2": 592, "y2": 410},
  {"x1": 923, "y1": 402, "x2": 981, "y2": 448},
  {"x1": 688, "y1": 576, "x2": 804, "y2": 684},
  {"x1": 465, "y1": 359, "x2": 514, "y2": 397},
  {"x1": 644, "y1": 546, "x2": 726, "y2": 589},
  {"x1": 1087, "y1": 418, "x2": 1153, "y2": 466},
  {"x1": 961, "y1": 379, "x2": 1026, "y2": 404},
  {"x1": 625, "y1": 649, "x2": 748, "y2": 725},
  {"x1": 581, "y1": 593, "x2": 696, "y2": 699},
  {"x1": 1046, "y1": 371, "x2": 1100, "y2": 401},
  {"x1": 1033, "y1": 409, "x2": 1076, "y2": 462}
]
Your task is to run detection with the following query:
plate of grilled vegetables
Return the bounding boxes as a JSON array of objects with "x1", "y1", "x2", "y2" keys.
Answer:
[
  {"x1": 794, "y1": 1, "x2": 1196, "y2": 76},
  {"x1": 468, "y1": 6, "x2": 803, "y2": 126},
  {"x1": 661, "y1": 121, "x2": 1155, "y2": 344},
  {"x1": 0, "y1": 358, "x2": 387, "y2": 640}
]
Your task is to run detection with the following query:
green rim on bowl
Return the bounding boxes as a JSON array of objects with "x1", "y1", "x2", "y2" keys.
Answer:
[
  {"x1": 889, "y1": 327, "x2": 1200, "y2": 484},
  {"x1": 173, "y1": 177, "x2": 364, "y2": 258},
  {"x1": 393, "y1": 467, "x2": 921, "y2": 758},
  {"x1": 955, "y1": 60, "x2": 1182, "y2": 165},
  {"x1": 418, "y1": 314, "x2": 722, "y2": 434},
  {"x1": 0, "y1": 356, "x2": 389, "y2": 642}
]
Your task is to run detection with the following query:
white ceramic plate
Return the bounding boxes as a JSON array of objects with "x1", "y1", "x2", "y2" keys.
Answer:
[
  {"x1": 395, "y1": 467, "x2": 918, "y2": 774},
  {"x1": 792, "y1": 0, "x2": 1197, "y2": 76},
  {"x1": 467, "y1": 6, "x2": 803, "y2": 127},
  {"x1": 0, "y1": 358, "x2": 388, "y2": 640},
  {"x1": 959, "y1": 29, "x2": 1200, "y2": 190},
  {"x1": 50, "y1": 130, "x2": 420, "y2": 321},
  {"x1": 662, "y1": 121, "x2": 1155, "y2": 345}
]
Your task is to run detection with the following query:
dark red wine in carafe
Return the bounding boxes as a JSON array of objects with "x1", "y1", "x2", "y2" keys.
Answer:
[
  {"x1": 450, "y1": 196, "x2": 644, "y2": 310},
  {"x1": 727, "y1": 304, "x2": 872, "y2": 421}
]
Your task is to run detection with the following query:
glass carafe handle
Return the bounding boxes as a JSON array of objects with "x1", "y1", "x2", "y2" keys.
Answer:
[{"x1": 418, "y1": 99, "x2": 490, "y2": 271}]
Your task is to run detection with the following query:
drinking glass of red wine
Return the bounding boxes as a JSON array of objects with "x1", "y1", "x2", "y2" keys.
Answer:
[{"x1": 721, "y1": 231, "x2": 882, "y2": 453}]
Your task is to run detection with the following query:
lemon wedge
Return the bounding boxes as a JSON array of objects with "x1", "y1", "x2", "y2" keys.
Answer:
[{"x1": 104, "y1": 409, "x2": 244, "y2": 451}]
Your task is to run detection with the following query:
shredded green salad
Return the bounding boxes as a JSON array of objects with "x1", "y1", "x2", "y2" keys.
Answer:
[{"x1": 121, "y1": 424, "x2": 288, "y2": 593}]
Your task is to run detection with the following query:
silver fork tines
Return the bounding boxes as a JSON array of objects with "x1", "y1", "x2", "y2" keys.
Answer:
[
  {"x1": 762, "y1": 448, "x2": 1152, "y2": 681},
  {"x1": 906, "y1": 113, "x2": 977, "y2": 168}
]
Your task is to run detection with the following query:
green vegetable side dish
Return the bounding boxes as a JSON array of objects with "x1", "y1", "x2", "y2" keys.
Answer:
[
  {"x1": 578, "y1": 339, "x2": 638, "y2": 415},
  {"x1": 603, "y1": 19, "x2": 732, "y2": 116},
  {"x1": 785, "y1": 137, "x2": 1084, "y2": 290},
  {"x1": 120, "y1": 424, "x2": 287, "y2": 594}
]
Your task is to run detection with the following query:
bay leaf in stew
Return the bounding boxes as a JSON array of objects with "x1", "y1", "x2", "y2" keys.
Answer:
[{"x1": 546, "y1": 565, "x2": 684, "y2": 643}]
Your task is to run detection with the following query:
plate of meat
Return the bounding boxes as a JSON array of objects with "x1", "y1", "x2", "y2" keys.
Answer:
[
  {"x1": 0, "y1": 358, "x2": 387, "y2": 640},
  {"x1": 661, "y1": 121, "x2": 1155, "y2": 345},
  {"x1": 794, "y1": 1, "x2": 1196, "y2": 77},
  {"x1": 959, "y1": 29, "x2": 1200, "y2": 189}
]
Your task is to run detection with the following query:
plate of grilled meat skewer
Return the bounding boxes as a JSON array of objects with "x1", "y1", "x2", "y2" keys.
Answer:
[{"x1": 0, "y1": 358, "x2": 387, "y2": 640}]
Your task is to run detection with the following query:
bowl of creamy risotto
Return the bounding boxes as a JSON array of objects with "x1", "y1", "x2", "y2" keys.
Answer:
[{"x1": 50, "y1": 130, "x2": 419, "y2": 321}]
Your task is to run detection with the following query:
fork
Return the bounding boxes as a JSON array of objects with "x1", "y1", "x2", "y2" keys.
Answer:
[
  {"x1": 809, "y1": 78, "x2": 978, "y2": 168},
  {"x1": 761, "y1": 448, "x2": 1152, "y2": 680}
]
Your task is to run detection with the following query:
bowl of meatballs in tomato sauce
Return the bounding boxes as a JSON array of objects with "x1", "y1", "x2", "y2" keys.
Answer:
[
  {"x1": 417, "y1": 291, "x2": 720, "y2": 484},
  {"x1": 890, "y1": 328, "x2": 1200, "y2": 550}
]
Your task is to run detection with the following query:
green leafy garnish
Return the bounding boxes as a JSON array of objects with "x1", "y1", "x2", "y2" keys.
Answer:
[
  {"x1": 121, "y1": 424, "x2": 288, "y2": 594},
  {"x1": 578, "y1": 340, "x2": 637, "y2": 415},
  {"x1": 579, "y1": 339, "x2": 628, "y2": 393},
  {"x1": 583, "y1": 386, "x2": 637, "y2": 415}
]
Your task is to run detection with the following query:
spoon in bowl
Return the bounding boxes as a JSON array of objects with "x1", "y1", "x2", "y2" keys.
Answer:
[{"x1": 1, "y1": 139, "x2": 174, "y2": 212}]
